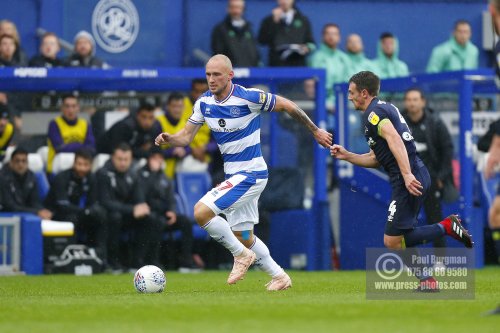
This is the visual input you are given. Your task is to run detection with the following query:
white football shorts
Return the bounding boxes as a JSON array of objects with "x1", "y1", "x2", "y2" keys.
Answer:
[{"x1": 199, "y1": 171, "x2": 268, "y2": 231}]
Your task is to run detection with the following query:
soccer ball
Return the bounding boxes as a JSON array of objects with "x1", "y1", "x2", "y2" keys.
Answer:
[{"x1": 133, "y1": 265, "x2": 166, "y2": 293}]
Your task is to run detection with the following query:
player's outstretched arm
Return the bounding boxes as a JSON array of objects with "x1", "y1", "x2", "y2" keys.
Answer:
[
  {"x1": 379, "y1": 120, "x2": 423, "y2": 196},
  {"x1": 274, "y1": 95, "x2": 332, "y2": 148},
  {"x1": 330, "y1": 144, "x2": 380, "y2": 168},
  {"x1": 154, "y1": 122, "x2": 201, "y2": 147}
]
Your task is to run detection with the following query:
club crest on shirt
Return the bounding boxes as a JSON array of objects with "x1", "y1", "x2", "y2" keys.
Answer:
[
  {"x1": 218, "y1": 119, "x2": 226, "y2": 127},
  {"x1": 368, "y1": 112, "x2": 379, "y2": 125},
  {"x1": 230, "y1": 107, "x2": 240, "y2": 117},
  {"x1": 259, "y1": 92, "x2": 266, "y2": 104}
]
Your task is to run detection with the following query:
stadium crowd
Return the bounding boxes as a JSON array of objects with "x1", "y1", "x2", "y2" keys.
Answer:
[{"x1": 0, "y1": 0, "x2": 498, "y2": 272}]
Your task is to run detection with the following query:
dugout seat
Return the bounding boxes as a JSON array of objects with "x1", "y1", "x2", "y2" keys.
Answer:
[
  {"x1": 175, "y1": 171, "x2": 212, "y2": 220},
  {"x1": 51, "y1": 153, "x2": 75, "y2": 174}
]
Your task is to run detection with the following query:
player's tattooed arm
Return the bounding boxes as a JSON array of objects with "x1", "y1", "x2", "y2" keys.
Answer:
[
  {"x1": 274, "y1": 95, "x2": 332, "y2": 148},
  {"x1": 274, "y1": 95, "x2": 318, "y2": 132}
]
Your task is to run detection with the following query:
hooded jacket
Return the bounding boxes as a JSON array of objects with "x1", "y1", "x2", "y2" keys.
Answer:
[
  {"x1": 426, "y1": 37, "x2": 478, "y2": 73},
  {"x1": 373, "y1": 37, "x2": 409, "y2": 79}
]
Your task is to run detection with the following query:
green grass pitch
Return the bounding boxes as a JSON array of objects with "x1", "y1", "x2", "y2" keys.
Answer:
[{"x1": 0, "y1": 269, "x2": 499, "y2": 333}]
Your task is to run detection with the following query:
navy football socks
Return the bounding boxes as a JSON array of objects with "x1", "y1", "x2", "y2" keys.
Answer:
[{"x1": 403, "y1": 224, "x2": 445, "y2": 248}]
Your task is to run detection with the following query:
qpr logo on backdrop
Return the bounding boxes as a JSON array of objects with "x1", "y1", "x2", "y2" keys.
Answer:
[{"x1": 92, "y1": 0, "x2": 140, "y2": 53}]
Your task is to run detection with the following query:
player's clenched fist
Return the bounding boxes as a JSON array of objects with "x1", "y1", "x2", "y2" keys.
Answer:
[
  {"x1": 330, "y1": 144, "x2": 349, "y2": 160},
  {"x1": 155, "y1": 132, "x2": 171, "y2": 146}
]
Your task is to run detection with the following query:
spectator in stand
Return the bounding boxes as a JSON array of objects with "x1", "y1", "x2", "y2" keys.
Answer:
[
  {"x1": 308, "y1": 23, "x2": 350, "y2": 108},
  {"x1": 97, "y1": 143, "x2": 158, "y2": 271},
  {"x1": 402, "y1": 88, "x2": 457, "y2": 249},
  {"x1": 345, "y1": 33, "x2": 376, "y2": 77},
  {"x1": 47, "y1": 94, "x2": 95, "y2": 173},
  {"x1": 373, "y1": 32, "x2": 409, "y2": 79},
  {"x1": 97, "y1": 103, "x2": 161, "y2": 160},
  {"x1": 29, "y1": 32, "x2": 62, "y2": 68},
  {"x1": 157, "y1": 93, "x2": 209, "y2": 178},
  {"x1": 64, "y1": 31, "x2": 107, "y2": 68},
  {"x1": 139, "y1": 147, "x2": 200, "y2": 272},
  {"x1": 44, "y1": 148, "x2": 106, "y2": 260},
  {"x1": 211, "y1": 0, "x2": 260, "y2": 67},
  {"x1": 426, "y1": 20, "x2": 478, "y2": 73},
  {"x1": 0, "y1": 104, "x2": 14, "y2": 162},
  {"x1": 0, "y1": 34, "x2": 26, "y2": 67},
  {"x1": 0, "y1": 20, "x2": 28, "y2": 66},
  {"x1": 0, "y1": 147, "x2": 53, "y2": 219},
  {"x1": 181, "y1": 79, "x2": 212, "y2": 162},
  {"x1": 258, "y1": 0, "x2": 315, "y2": 66}
]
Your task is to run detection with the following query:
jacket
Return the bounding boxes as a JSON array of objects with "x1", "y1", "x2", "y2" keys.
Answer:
[
  {"x1": 402, "y1": 108, "x2": 454, "y2": 182},
  {"x1": 138, "y1": 165, "x2": 176, "y2": 215},
  {"x1": 0, "y1": 167, "x2": 42, "y2": 214},
  {"x1": 96, "y1": 161, "x2": 145, "y2": 216},
  {"x1": 426, "y1": 37, "x2": 478, "y2": 73},
  {"x1": 44, "y1": 168, "x2": 99, "y2": 216},
  {"x1": 211, "y1": 15, "x2": 260, "y2": 67},
  {"x1": 373, "y1": 37, "x2": 409, "y2": 79},
  {"x1": 258, "y1": 8, "x2": 315, "y2": 66},
  {"x1": 308, "y1": 43, "x2": 351, "y2": 103},
  {"x1": 97, "y1": 115, "x2": 161, "y2": 159}
]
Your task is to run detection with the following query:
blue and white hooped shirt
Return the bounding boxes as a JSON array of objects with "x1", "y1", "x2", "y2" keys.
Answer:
[{"x1": 188, "y1": 83, "x2": 276, "y2": 178}]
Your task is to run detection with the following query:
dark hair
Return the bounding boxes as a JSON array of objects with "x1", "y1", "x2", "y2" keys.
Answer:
[
  {"x1": 0, "y1": 103, "x2": 9, "y2": 118},
  {"x1": 322, "y1": 23, "x2": 340, "y2": 34},
  {"x1": 61, "y1": 93, "x2": 78, "y2": 103},
  {"x1": 112, "y1": 142, "x2": 132, "y2": 155},
  {"x1": 167, "y1": 92, "x2": 185, "y2": 105},
  {"x1": 379, "y1": 32, "x2": 394, "y2": 40},
  {"x1": 148, "y1": 146, "x2": 164, "y2": 158},
  {"x1": 191, "y1": 78, "x2": 207, "y2": 88},
  {"x1": 404, "y1": 87, "x2": 425, "y2": 100},
  {"x1": 349, "y1": 71, "x2": 380, "y2": 97},
  {"x1": 137, "y1": 102, "x2": 156, "y2": 113},
  {"x1": 454, "y1": 19, "x2": 470, "y2": 30},
  {"x1": 74, "y1": 148, "x2": 93, "y2": 162},
  {"x1": 11, "y1": 147, "x2": 28, "y2": 159}
]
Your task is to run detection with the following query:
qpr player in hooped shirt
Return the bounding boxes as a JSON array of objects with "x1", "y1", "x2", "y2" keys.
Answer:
[{"x1": 155, "y1": 54, "x2": 331, "y2": 291}]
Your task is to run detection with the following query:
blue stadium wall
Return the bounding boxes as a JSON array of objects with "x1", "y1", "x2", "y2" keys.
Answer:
[{"x1": 1, "y1": 0, "x2": 490, "y2": 71}]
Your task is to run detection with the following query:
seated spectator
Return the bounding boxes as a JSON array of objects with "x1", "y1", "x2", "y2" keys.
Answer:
[
  {"x1": 182, "y1": 80, "x2": 212, "y2": 165},
  {"x1": 426, "y1": 20, "x2": 478, "y2": 73},
  {"x1": 258, "y1": 0, "x2": 315, "y2": 66},
  {"x1": 0, "y1": 103, "x2": 14, "y2": 162},
  {"x1": 0, "y1": 147, "x2": 53, "y2": 219},
  {"x1": 308, "y1": 23, "x2": 350, "y2": 108},
  {"x1": 64, "y1": 30, "x2": 107, "y2": 68},
  {"x1": 157, "y1": 93, "x2": 209, "y2": 178},
  {"x1": 47, "y1": 94, "x2": 95, "y2": 173},
  {"x1": 97, "y1": 143, "x2": 159, "y2": 271},
  {"x1": 0, "y1": 20, "x2": 28, "y2": 66},
  {"x1": 29, "y1": 32, "x2": 63, "y2": 68},
  {"x1": 139, "y1": 147, "x2": 200, "y2": 272},
  {"x1": 372, "y1": 32, "x2": 409, "y2": 79},
  {"x1": 97, "y1": 103, "x2": 160, "y2": 160},
  {"x1": 0, "y1": 34, "x2": 26, "y2": 67},
  {"x1": 44, "y1": 148, "x2": 106, "y2": 260},
  {"x1": 345, "y1": 33, "x2": 376, "y2": 77},
  {"x1": 211, "y1": 0, "x2": 260, "y2": 67}
]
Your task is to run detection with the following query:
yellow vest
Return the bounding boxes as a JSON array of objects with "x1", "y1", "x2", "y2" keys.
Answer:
[
  {"x1": 0, "y1": 122, "x2": 14, "y2": 159},
  {"x1": 182, "y1": 96, "x2": 211, "y2": 149},
  {"x1": 47, "y1": 116, "x2": 88, "y2": 173}
]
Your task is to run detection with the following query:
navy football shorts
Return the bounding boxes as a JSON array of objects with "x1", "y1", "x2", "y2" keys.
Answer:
[{"x1": 384, "y1": 159, "x2": 431, "y2": 236}]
